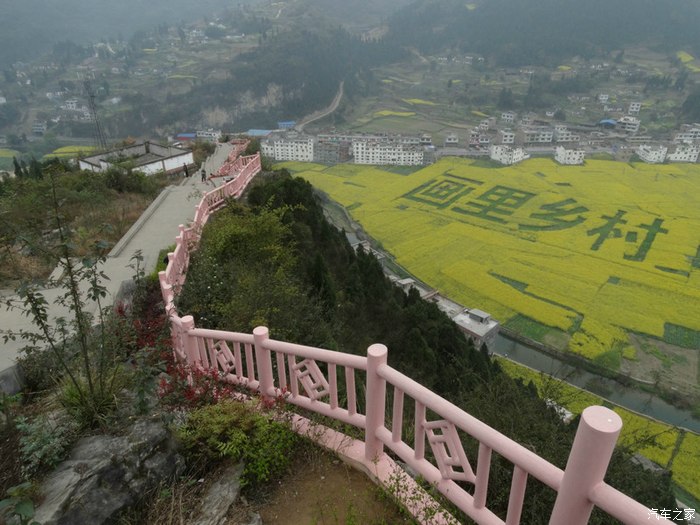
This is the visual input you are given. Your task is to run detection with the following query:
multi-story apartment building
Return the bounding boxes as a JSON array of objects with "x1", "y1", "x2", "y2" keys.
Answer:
[
  {"x1": 501, "y1": 111, "x2": 515, "y2": 124},
  {"x1": 522, "y1": 126, "x2": 553, "y2": 144},
  {"x1": 196, "y1": 128, "x2": 222, "y2": 141},
  {"x1": 636, "y1": 144, "x2": 667, "y2": 164},
  {"x1": 261, "y1": 136, "x2": 314, "y2": 162},
  {"x1": 352, "y1": 141, "x2": 424, "y2": 165},
  {"x1": 554, "y1": 146, "x2": 585, "y2": 165},
  {"x1": 628, "y1": 102, "x2": 642, "y2": 114},
  {"x1": 489, "y1": 145, "x2": 530, "y2": 165},
  {"x1": 617, "y1": 116, "x2": 640, "y2": 133},
  {"x1": 314, "y1": 140, "x2": 351, "y2": 164},
  {"x1": 553, "y1": 126, "x2": 580, "y2": 143},
  {"x1": 666, "y1": 144, "x2": 700, "y2": 163},
  {"x1": 469, "y1": 128, "x2": 480, "y2": 146},
  {"x1": 674, "y1": 124, "x2": 700, "y2": 144},
  {"x1": 317, "y1": 132, "x2": 388, "y2": 143}
]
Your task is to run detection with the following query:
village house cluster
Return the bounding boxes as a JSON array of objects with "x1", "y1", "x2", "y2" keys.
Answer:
[{"x1": 255, "y1": 103, "x2": 700, "y2": 168}]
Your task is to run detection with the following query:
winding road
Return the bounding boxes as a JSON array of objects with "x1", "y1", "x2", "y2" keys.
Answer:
[{"x1": 296, "y1": 81, "x2": 344, "y2": 131}]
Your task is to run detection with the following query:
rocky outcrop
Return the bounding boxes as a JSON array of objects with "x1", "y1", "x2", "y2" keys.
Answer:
[{"x1": 33, "y1": 418, "x2": 184, "y2": 525}]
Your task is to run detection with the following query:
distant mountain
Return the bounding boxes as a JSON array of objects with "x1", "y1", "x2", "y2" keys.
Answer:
[
  {"x1": 387, "y1": 0, "x2": 700, "y2": 65},
  {"x1": 0, "y1": 0, "x2": 253, "y2": 69},
  {"x1": 293, "y1": 0, "x2": 414, "y2": 29}
]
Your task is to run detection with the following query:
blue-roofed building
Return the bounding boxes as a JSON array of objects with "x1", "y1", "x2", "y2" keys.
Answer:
[
  {"x1": 277, "y1": 121, "x2": 296, "y2": 130},
  {"x1": 176, "y1": 132, "x2": 197, "y2": 141},
  {"x1": 598, "y1": 119, "x2": 617, "y2": 129}
]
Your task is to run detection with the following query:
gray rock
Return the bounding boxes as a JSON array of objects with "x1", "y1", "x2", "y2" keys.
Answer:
[
  {"x1": 192, "y1": 461, "x2": 245, "y2": 525},
  {"x1": 34, "y1": 417, "x2": 184, "y2": 525}
]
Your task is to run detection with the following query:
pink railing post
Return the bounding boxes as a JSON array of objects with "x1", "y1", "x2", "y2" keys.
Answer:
[
  {"x1": 181, "y1": 315, "x2": 198, "y2": 365},
  {"x1": 548, "y1": 406, "x2": 622, "y2": 525},
  {"x1": 365, "y1": 343, "x2": 388, "y2": 461},
  {"x1": 253, "y1": 326, "x2": 274, "y2": 397}
]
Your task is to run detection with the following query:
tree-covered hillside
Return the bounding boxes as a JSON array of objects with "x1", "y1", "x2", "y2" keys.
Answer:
[
  {"x1": 387, "y1": 0, "x2": 700, "y2": 66},
  {"x1": 112, "y1": 26, "x2": 404, "y2": 134},
  {"x1": 177, "y1": 172, "x2": 682, "y2": 524}
]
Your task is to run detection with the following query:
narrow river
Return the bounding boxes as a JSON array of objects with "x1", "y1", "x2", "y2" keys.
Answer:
[{"x1": 493, "y1": 334, "x2": 700, "y2": 433}]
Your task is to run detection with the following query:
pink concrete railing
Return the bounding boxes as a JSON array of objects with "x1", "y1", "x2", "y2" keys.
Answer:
[{"x1": 158, "y1": 147, "x2": 672, "y2": 525}]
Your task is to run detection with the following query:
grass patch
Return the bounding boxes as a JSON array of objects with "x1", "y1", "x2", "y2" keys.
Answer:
[
  {"x1": 0, "y1": 148, "x2": 20, "y2": 159},
  {"x1": 504, "y1": 314, "x2": 555, "y2": 340},
  {"x1": 383, "y1": 165, "x2": 424, "y2": 175},
  {"x1": 663, "y1": 323, "x2": 700, "y2": 349}
]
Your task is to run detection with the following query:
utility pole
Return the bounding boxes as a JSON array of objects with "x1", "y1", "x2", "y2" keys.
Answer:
[{"x1": 83, "y1": 79, "x2": 108, "y2": 151}]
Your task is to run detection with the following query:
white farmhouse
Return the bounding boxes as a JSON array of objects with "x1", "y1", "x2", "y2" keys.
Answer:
[
  {"x1": 444, "y1": 133, "x2": 459, "y2": 146},
  {"x1": 554, "y1": 146, "x2": 585, "y2": 165},
  {"x1": 636, "y1": 144, "x2": 667, "y2": 164},
  {"x1": 196, "y1": 128, "x2": 222, "y2": 141},
  {"x1": 489, "y1": 145, "x2": 530, "y2": 165},
  {"x1": 79, "y1": 142, "x2": 193, "y2": 175},
  {"x1": 628, "y1": 102, "x2": 642, "y2": 114},
  {"x1": 498, "y1": 129, "x2": 515, "y2": 144},
  {"x1": 501, "y1": 111, "x2": 515, "y2": 124},
  {"x1": 617, "y1": 116, "x2": 640, "y2": 133}
]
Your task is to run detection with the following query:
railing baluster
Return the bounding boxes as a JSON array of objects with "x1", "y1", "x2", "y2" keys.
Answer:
[
  {"x1": 414, "y1": 401, "x2": 426, "y2": 461},
  {"x1": 506, "y1": 465, "x2": 528, "y2": 525},
  {"x1": 549, "y1": 406, "x2": 623, "y2": 525},
  {"x1": 198, "y1": 337, "x2": 209, "y2": 368},
  {"x1": 345, "y1": 367, "x2": 356, "y2": 416},
  {"x1": 253, "y1": 326, "x2": 274, "y2": 397},
  {"x1": 329, "y1": 364, "x2": 338, "y2": 410},
  {"x1": 288, "y1": 355, "x2": 299, "y2": 397},
  {"x1": 244, "y1": 343, "x2": 255, "y2": 381},
  {"x1": 206, "y1": 338, "x2": 217, "y2": 371},
  {"x1": 392, "y1": 387, "x2": 404, "y2": 443},
  {"x1": 365, "y1": 344, "x2": 387, "y2": 461},
  {"x1": 233, "y1": 342, "x2": 242, "y2": 380},
  {"x1": 276, "y1": 351, "x2": 287, "y2": 390},
  {"x1": 474, "y1": 443, "x2": 492, "y2": 509}
]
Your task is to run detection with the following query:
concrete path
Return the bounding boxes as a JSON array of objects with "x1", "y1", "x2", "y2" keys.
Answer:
[{"x1": 0, "y1": 143, "x2": 234, "y2": 392}]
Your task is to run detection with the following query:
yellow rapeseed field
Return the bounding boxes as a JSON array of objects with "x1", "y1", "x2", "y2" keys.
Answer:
[
  {"x1": 495, "y1": 358, "x2": 695, "y2": 497},
  {"x1": 373, "y1": 110, "x2": 417, "y2": 117},
  {"x1": 677, "y1": 51, "x2": 695, "y2": 63},
  {"x1": 403, "y1": 98, "x2": 437, "y2": 106},
  {"x1": 48, "y1": 145, "x2": 96, "y2": 158},
  {"x1": 290, "y1": 157, "x2": 700, "y2": 365},
  {"x1": 673, "y1": 431, "x2": 700, "y2": 499}
]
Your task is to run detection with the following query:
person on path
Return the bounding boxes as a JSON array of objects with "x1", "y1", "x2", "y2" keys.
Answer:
[
  {"x1": 183, "y1": 163, "x2": 189, "y2": 178},
  {"x1": 201, "y1": 169, "x2": 206, "y2": 183}
]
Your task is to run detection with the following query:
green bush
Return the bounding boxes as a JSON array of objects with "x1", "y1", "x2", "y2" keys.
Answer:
[
  {"x1": 175, "y1": 400, "x2": 297, "y2": 488},
  {"x1": 16, "y1": 415, "x2": 78, "y2": 480}
]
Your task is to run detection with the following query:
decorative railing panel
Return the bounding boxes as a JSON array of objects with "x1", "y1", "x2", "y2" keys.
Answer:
[{"x1": 157, "y1": 145, "x2": 672, "y2": 525}]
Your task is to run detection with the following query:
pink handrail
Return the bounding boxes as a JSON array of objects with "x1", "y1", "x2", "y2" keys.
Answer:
[{"x1": 157, "y1": 148, "x2": 672, "y2": 525}]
